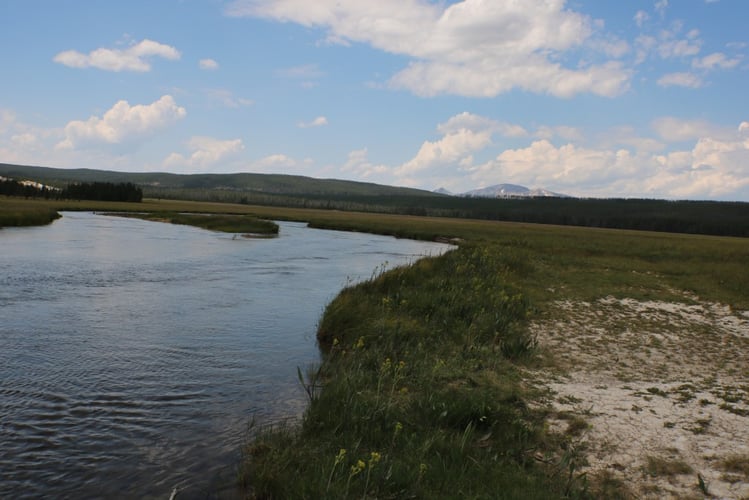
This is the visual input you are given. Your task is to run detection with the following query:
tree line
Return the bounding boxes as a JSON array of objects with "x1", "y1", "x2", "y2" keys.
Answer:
[
  {"x1": 1, "y1": 178, "x2": 142, "y2": 202},
  {"x1": 0, "y1": 178, "x2": 57, "y2": 199},
  {"x1": 60, "y1": 181, "x2": 143, "y2": 202}
]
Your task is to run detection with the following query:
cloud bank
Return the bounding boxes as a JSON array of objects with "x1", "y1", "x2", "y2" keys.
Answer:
[{"x1": 226, "y1": 0, "x2": 631, "y2": 98}]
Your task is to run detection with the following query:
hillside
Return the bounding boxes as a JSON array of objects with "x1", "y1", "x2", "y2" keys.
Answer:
[{"x1": 0, "y1": 163, "x2": 436, "y2": 198}]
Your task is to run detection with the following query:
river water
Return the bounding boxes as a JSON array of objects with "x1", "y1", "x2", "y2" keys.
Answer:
[{"x1": 0, "y1": 212, "x2": 450, "y2": 499}]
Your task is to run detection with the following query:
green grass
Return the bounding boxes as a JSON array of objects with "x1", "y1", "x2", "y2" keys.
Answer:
[
  {"x1": 0, "y1": 197, "x2": 61, "y2": 228},
  {"x1": 235, "y1": 203, "x2": 748, "y2": 498},
  {"x1": 241, "y1": 245, "x2": 574, "y2": 499},
  {"x1": 105, "y1": 211, "x2": 279, "y2": 235}
]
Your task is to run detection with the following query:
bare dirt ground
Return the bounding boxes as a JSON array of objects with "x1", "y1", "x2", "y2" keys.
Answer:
[{"x1": 530, "y1": 292, "x2": 749, "y2": 499}]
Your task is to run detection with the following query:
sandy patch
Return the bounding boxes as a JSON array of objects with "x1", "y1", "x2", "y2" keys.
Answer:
[{"x1": 531, "y1": 295, "x2": 749, "y2": 499}]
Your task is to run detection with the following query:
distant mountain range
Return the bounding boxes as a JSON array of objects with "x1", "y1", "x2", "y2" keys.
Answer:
[{"x1": 435, "y1": 184, "x2": 569, "y2": 198}]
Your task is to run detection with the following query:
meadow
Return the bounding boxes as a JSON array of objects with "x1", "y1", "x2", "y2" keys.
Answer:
[
  {"x1": 2, "y1": 196, "x2": 747, "y2": 497},
  {"x1": 236, "y1": 204, "x2": 748, "y2": 498}
]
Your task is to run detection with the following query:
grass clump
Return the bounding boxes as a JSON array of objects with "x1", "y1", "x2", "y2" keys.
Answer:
[
  {"x1": 644, "y1": 455, "x2": 694, "y2": 477},
  {"x1": 719, "y1": 454, "x2": 749, "y2": 477},
  {"x1": 241, "y1": 244, "x2": 575, "y2": 498},
  {"x1": 0, "y1": 197, "x2": 61, "y2": 228},
  {"x1": 108, "y1": 211, "x2": 279, "y2": 235}
]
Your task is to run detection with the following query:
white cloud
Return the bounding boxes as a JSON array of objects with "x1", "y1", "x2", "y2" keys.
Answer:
[
  {"x1": 655, "y1": 0, "x2": 669, "y2": 18},
  {"x1": 692, "y1": 52, "x2": 742, "y2": 70},
  {"x1": 205, "y1": 89, "x2": 254, "y2": 108},
  {"x1": 58, "y1": 95, "x2": 186, "y2": 149},
  {"x1": 53, "y1": 39, "x2": 180, "y2": 72},
  {"x1": 297, "y1": 116, "x2": 328, "y2": 128},
  {"x1": 652, "y1": 117, "x2": 731, "y2": 142},
  {"x1": 465, "y1": 120, "x2": 749, "y2": 200},
  {"x1": 255, "y1": 153, "x2": 297, "y2": 169},
  {"x1": 634, "y1": 10, "x2": 649, "y2": 28},
  {"x1": 635, "y1": 23, "x2": 703, "y2": 66},
  {"x1": 534, "y1": 125, "x2": 583, "y2": 142},
  {"x1": 227, "y1": 0, "x2": 631, "y2": 98},
  {"x1": 396, "y1": 112, "x2": 497, "y2": 176},
  {"x1": 656, "y1": 36, "x2": 701, "y2": 59},
  {"x1": 656, "y1": 72, "x2": 703, "y2": 88},
  {"x1": 164, "y1": 136, "x2": 244, "y2": 170},
  {"x1": 199, "y1": 58, "x2": 219, "y2": 70},
  {"x1": 341, "y1": 148, "x2": 390, "y2": 178},
  {"x1": 11, "y1": 133, "x2": 40, "y2": 149},
  {"x1": 474, "y1": 140, "x2": 638, "y2": 191},
  {"x1": 0, "y1": 109, "x2": 16, "y2": 134}
]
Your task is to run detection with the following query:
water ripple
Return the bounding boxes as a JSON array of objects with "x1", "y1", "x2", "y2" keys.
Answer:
[{"x1": 0, "y1": 213, "x2": 452, "y2": 498}]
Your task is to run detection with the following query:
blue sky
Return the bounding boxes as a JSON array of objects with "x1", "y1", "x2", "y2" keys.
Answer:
[{"x1": 1, "y1": 0, "x2": 747, "y2": 200}]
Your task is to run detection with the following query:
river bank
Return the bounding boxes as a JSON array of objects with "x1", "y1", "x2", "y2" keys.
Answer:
[{"x1": 238, "y1": 210, "x2": 749, "y2": 499}]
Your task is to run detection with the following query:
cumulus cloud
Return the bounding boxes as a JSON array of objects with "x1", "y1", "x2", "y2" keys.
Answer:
[
  {"x1": 199, "y1": 58, "x2": 219, "y2": 70},
  {"x1": 164, "y1": 136, "x2": 244, "y2": 169},
  {"x1": 227, "y1": 0, "x2": 631, "y2": 98},
  {"x1": 656, "y1": 72, "x2": 704, "y2": 88},
  {"x1": 57, "y1": 95, "x2": 186, "y2": 149},
  {"x1": 465, "y1": 119, "x2": 749, "y2": 200},
  {"x1": 397, "y1": 112, "x2": 498, "y2": 176},
  {"x1": 53, "y1": 39, "x2": 180, "y2": 72},
  {"x1": 297, "y1": 116, "x2": 328, "y2": 128},
  {"x1": 341, "y1": 148, "x2": 390, "y2": 178}
]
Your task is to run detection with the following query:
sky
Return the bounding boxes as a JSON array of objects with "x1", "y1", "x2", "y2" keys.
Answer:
[{"x1": 1, "y1": 0, "x2": 748, "y2": 201}]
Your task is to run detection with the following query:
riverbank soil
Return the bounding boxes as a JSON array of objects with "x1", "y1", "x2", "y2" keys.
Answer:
[{"x1": 530, "y1": 292, "x2": 749, "y2": 499}]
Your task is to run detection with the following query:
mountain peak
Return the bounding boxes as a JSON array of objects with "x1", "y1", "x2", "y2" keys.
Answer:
[{"x1": 462, "y1": 184, "x2": 567, "y2": 198}]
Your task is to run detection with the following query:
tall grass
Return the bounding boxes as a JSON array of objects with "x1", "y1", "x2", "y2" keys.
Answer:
[
  {"x1": 106, "y1": 211, "x2": 279, "y2": 235},
  {"x1": 241, "y1": 245, "x2": 576, "y2": 498},
  {"x1": 0, "y1": 197, "x2": 60, "y2": 228}
]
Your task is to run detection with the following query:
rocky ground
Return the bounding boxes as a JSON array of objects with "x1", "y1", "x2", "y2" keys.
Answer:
[{"x1": 530, "y1": 293, "x2": 749, "y2": 499}]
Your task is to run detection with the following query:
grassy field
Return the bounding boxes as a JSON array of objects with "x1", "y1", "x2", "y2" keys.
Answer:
[
  {"x1": 233, "y1": 203, "x2": 748, "y2": 498},
  {"x1": 0, "y1": 197, "x2": 61, "y2": 227},
  {"x1": 3, "y1": 196, "x2": 748, "y2": 497}
]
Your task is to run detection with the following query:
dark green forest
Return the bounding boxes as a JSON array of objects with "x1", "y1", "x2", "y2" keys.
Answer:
[{"x1": 60, "y1": 182, "x2": 142, "y2": 202}]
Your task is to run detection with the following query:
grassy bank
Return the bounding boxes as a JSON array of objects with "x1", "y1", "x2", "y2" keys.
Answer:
[
  {"x1": 242, "y1": 244, "x2": 570, "y2": 498},
  {"x1": 105, "y1": 211, "x2": 279, "y2": 235},
  {"x1": 0, "y1": 197, "x2": 61, "y2": 228},
  {"x1": 240, "y1": 210, "x2": 748, "y2": 498},
  {"x1": 0, "y1": 198, "x2": 280, "y2": 233}
]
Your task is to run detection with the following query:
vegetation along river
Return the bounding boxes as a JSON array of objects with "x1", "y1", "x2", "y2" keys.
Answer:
[{"x1": 0, "y1": 212, "x2": 451, "y2": 498}]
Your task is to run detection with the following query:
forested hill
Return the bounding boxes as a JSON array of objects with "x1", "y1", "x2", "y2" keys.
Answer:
[
  {"x1": 0, "y1": 163, "x2": 434, "y2": 198},
  {"x1": 3, "y1": 163, "x2": 749, "y2": 237}
]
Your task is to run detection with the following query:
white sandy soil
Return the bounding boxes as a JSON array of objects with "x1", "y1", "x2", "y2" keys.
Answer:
[{"x1": 530, "y1": 294, "x2": 749, "y2": 499}]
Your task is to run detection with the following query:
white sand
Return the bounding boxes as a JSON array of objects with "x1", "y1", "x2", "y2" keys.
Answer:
[{"x1": 530, "y1": 295, "x2": 749, "y2": 499}]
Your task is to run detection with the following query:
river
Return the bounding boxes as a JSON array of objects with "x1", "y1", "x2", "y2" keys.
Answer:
[{"x1": 0, "y1": 212, "x2": 451, "y2": 499}]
